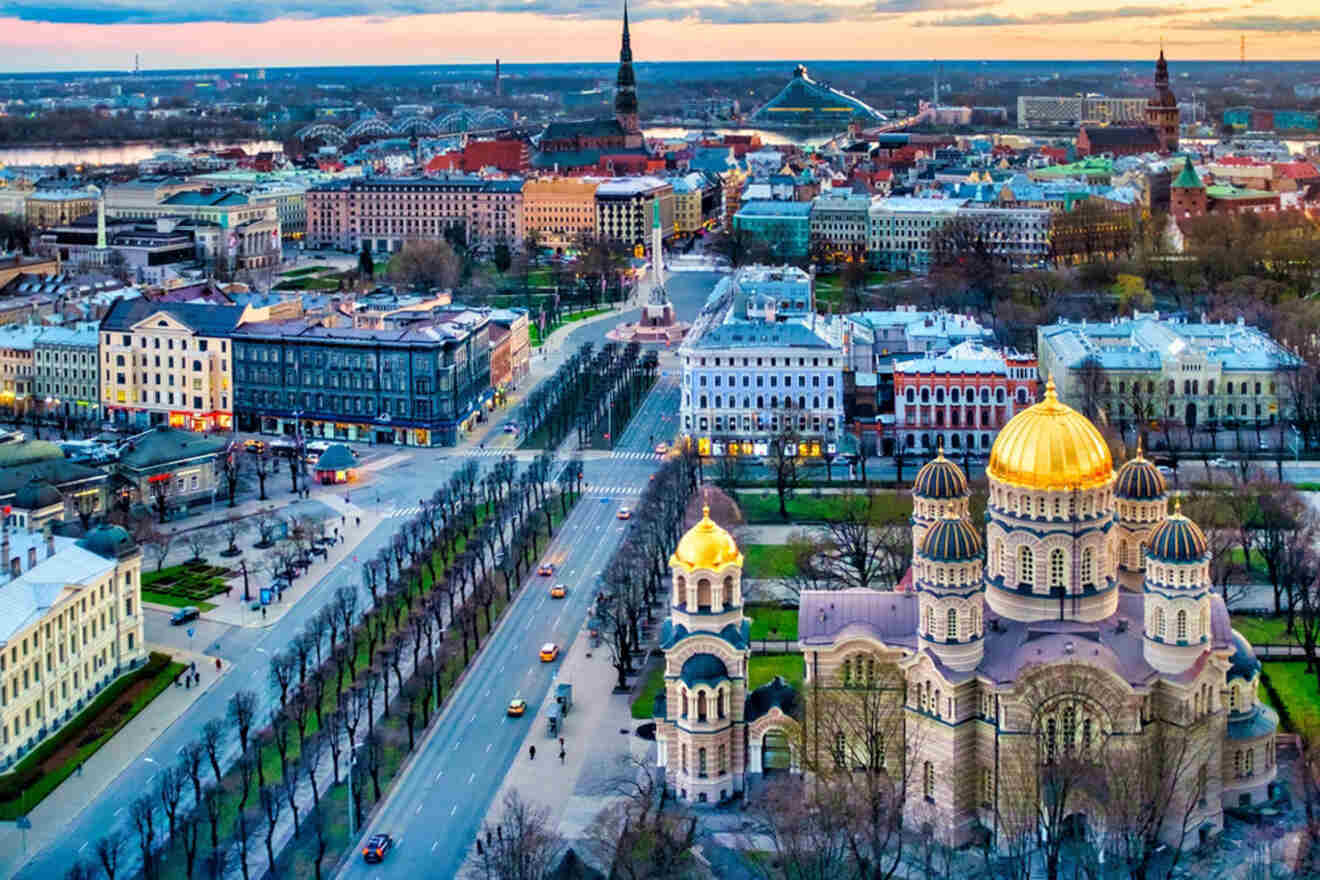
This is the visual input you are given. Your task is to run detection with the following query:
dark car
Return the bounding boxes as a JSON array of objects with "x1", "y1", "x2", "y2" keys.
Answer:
[
  {"x1": 170, "y1": 606, "x2": 200, "y2": 625},
  {"x1": 362, "y1": 832, "x2": 393, "y2": 863}
]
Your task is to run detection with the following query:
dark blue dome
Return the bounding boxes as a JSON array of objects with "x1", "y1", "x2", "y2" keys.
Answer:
[
  {"x1": 913, "y1": 452, "x2": 968, "y2": 500},
  {"x1": 1115, "y1": 456, "x2": 1165, "y2": 500},
  {"x1": 920, "y1": 515, "x2": 983, "y2": 562},
  {"x1": 680, "y1": 653, "x2": 729, "y2": 687},
  {"x1": 77, "y1": 524, "x2": 137, "y2": 560},
  {"x1": 1146, "y1": 514, "x2": 1207, "y2": 563},
  {"x1": 747, "y1": 675, "x2": 799, "y2": 722},
  {"x1": 1227, "y1": 630, "x2": 1261, "y2": 683}
]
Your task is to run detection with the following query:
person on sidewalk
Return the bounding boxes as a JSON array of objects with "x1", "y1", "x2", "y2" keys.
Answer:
[
  {"x1": 529, "y1": 745, "x2": 536, "y2": 761},
  {"x1": 559, "y1": 749, "x2": 565, "y2": 764}
]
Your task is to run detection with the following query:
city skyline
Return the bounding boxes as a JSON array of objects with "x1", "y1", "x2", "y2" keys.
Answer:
[{"x1": 1, "y1": 1, "x2": 1319, "y2": 73}]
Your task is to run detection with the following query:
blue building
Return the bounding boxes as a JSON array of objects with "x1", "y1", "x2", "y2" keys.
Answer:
[
  {"x1": 231, "y1": 311, "x2": 492, "y2": 447},
  {"x1": 748, "y1": 65, "x2": 887, "y2": 129},
  {"x1": 732, "y1": 200, "x2": 812, "y2": 261}
]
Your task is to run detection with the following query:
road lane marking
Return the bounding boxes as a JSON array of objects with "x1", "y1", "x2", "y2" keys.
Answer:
[
  {"x1": 469, "y1": 712, "x2": 476, "y2": 722},
  {"x1": 451, "y1": 804, "x2": 458, "y2": 816},
  {"x1": 453, "y1": 740, "x2": 462, "y2": 750},
  {"x1": 416, "y1": 804, "x2": 423, "y2": 815},
  {"x1": 78, "y1": 842, "x2": 89, "y2": 853},
  {"x1": 468, "y1": 772, "x2": 476, "y2": 784},
  {"x1": 435, "y1": 771, "x2": 444, "y2": 781},
  {"x1": 432, "y1": 841, "x2": 439, "y2": 852},
  {"x1": 486, "y1": 743, "x2": 492, "y2": 752},
  {"x1": 114, "y1": 807, "x2": 124, "y2": 816}
]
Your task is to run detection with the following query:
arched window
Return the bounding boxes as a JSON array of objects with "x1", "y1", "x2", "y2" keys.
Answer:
[
  {"x1": 1154, "y1": 606, "x2": 1166, "y2": 639},
  {"x1": 1045, "y1": 717, "x2": 1058, "y2": 763},
  {"x1": 698, "y1": 747, "x2": 708, "y2": 777},
  {"x1": 682, "y1": 743, "x2": 688, "y2": 773},
  {"x1": 1176, "y1": 609, "x2": 1188, "y2": 641},
  {"x1": 833, "y1": 731, "x2": 847, "y2": 769},
  {"x1": 717, "y1": 689, "x2": 725, "y2": 719},
  {"x1": 697, "y1": 691, "x2": 708, "y2": 722},
  {"x1": 924, "y1": 606, "x2": 934, "y2": 637},
  {"x1": 947, "y1": 608, "x2": 958, "y2": 641},
  {"x1": 999, "y1": 542, "x2": 1009, "y2": 579},
  {"x1": 1119, "y1": 539, "x2": 1129, "y2": 569},
  {"x1": 971, "y1": 604, "x2": 982, "y2": 636},
  {"x1": 1081, "y1": 547, "x2": 1095, "y2": 589},
  {"x1": 1018, "y1": 546, "x2": 1034, "y2": 586},
  {"x1": 681, "y1": 689, "x2": 689, "y2": 718},
  {"x1": 718, "y1": 744, "x2": 727, "y2": 775},
  {"x1": 1230, "y1": 683, "x2": 1240, "y2": 711},
  {"x1": 1049, "y1": 548, "x2": 1067, "y2": 590},
  {"x1": 842, "y1": 656, "x2": 853, "y2": 686},
  {"x1": 694, "y1": 575, "x2": 713, "y2": 608},
  {"x1": 923, "y1": 761, "x2": 935, "y2": 800}
]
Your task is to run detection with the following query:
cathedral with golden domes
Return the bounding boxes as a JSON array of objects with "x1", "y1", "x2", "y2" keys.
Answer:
[{"x1": 654, "y1": 378, "x2": 1277, "y2": 851}]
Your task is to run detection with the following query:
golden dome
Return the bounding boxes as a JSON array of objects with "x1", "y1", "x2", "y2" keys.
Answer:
[
  {"x1": 987, "y1": 377, "x2": 1114, "y2": 491},
  {"x1": 670, "y1": 506, "x2": 743, "y2": 572}
]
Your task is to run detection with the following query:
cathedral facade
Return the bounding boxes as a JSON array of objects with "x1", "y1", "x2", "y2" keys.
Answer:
[{"x1": 655, "y1": 379, "x2": 1276, "y2": 851}]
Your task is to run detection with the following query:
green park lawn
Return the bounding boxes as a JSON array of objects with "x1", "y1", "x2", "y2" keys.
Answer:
[
  {"x1": 1228, "y1": 547, "x2": 1269, "y2": 576},
  {"x1": 1261, "y1": 661, "x2": 1320, "y2": 733},
  {"x1": 1232, "y1": 615, "x2": 1298, "y2": 646},
  {"x1": 743, "y1": 544, "x2": 800, "y2": 579},
  {"x1": 632, "y1": 663, "x2": 666, "y2": 720},
  {"x1": 141, "y1": 591, "x2": 217, "y2": 612},
  {"x1": 735, "y1": 490, "x2": 911, "y2": 524},
  {"x1": 279, "y1": 266, "x2": 324, "y2": 277},
  {"x1": 747, "y1": 604, "x2": 799, "y2": 642},
  {"x1": 748, "y1": 653, "x2": 805, "y2": 692}
]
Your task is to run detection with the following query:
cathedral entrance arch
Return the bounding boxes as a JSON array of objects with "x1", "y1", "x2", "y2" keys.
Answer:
[
  {"x1": 1185, "y1": 402, "x2": 1197, "y2": 429},
  {"x1": 762, "y1": 730, "x2": 792, "y2": 773}
]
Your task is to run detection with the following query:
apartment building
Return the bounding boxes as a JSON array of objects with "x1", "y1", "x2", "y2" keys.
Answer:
[
  {"x1": 24, "y1": 189, "x2": 98, "y2": 229},
  {"x1": 99, "y1": 301, "x2": 246, "y2": 431},
  {"x1": 522, "y1": 178, "x2": 599, "y2": 250},
  {"x1": 33, "y1": 325, "x2": 100, "y2": 425},
  {"x1": 305, "y1": 176, "x2": 524, "y2": 254},
  {"x1": 594, "y1": 177, "x2": 674, "y2": 249},
  {"x1": 0, "y1": 524, "x2": 146, "y2": 771}
]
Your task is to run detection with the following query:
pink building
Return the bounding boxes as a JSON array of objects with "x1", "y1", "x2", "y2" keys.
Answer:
[
  {"x1": 306, "y1": 175, "x2": 524, "y2": 254},
  {"x1": 893, "y1": 342, "x2": 1038, "y2": 457}
]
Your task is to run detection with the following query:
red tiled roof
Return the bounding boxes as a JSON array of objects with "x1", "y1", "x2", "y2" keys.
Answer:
[{"x1": 1274, "y1": 161, "x2": 1320, "y2": 179}]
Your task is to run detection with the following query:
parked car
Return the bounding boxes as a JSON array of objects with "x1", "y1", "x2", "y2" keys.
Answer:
[
  {"x1": 1210, "y1": 457, "x2": 1234, "y2": 469},
  {"x1": 170, "y1": 606, "x2": 200, "y2": 625}
]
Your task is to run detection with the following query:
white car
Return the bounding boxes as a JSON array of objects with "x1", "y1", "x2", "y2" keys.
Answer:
[{"x1": 1210, "y1": 457, "x2": 1234, "y2": 469}]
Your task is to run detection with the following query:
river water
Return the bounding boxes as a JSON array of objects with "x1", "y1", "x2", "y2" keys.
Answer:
[
  {"x1": 644, "y1": 126, "x2": 833, "y2": 148},
  {"x1": 0, "y1": 139, "x2": 284, "y2": 168}
]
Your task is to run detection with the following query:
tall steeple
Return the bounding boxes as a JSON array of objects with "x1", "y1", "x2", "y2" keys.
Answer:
[
  {"x1": 1145, "y1": 46, "x2": 1179, "y2": 154},
  {"x1": 614, "y1": 1, "x2": 640, "y2": 134}
]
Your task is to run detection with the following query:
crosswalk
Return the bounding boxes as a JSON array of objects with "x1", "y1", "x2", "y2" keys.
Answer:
[
  {"x1": 463, "y1": 447, "x2": 517, "y2": 457},
  {"x1": 610, "y1": 450, "x2": 657, "y2": 461},
  {"x1": 583, "y1": 485, "x2": 644, "y2": 497},
  {"x1": 383, "y1": 505, "x2": 425, "y2": 519}
]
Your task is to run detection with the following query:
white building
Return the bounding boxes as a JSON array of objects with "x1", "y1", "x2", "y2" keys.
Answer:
[
  {"x1": 0, "y1": 524, "x2": 146, "y2": 771},
  {"x1": 680, "y1": 266, "x2": 847, "y2": 458},
  {"x1": 867, "y1": 197, "x2": 1051, "y2": 273}
]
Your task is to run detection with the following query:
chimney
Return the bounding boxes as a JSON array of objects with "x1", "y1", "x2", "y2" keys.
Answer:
[
  {"x1": 45, "y1": 524, "x2": 55, "y2": 558},
  {"x1": 1, "y1": 508, "x2": 9, "y2": 576}
]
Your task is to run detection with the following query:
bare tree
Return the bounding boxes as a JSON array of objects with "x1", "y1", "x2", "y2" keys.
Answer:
[
  {"x1": 179, "y1": 740, "x2": 206, "y2": 809},
  {"x1": 465, "y1": 790, "x2": 566, "y2": 880},
  {"x1": 129, "y1": 793, "x2": 158, "y2": 880},
  {"x1": 220, "y1": 445, "x2": 243, "y2": 507},
  {"x1": 156, "y1": 764, "x2": 185, "y2": 840},
  {"x1": 179, "y1": 808, "x2": 202, "y2": 880},
  {"x1": 252, "y1": 447, "x2": 273, "y2": 501},
  {"x1": 144, "y1": 528, "x2": 175, "y2": 572},
  {"x1": 95, "y1": 830, "x2": 128, "y2": 880},
  {"x1": 585, "y1": 754, "x2": 696, "y2": 880},
  {"x1": 200, "y1": 719, "x2": 226, "y2": 786},
  {"x1": 201, "y1": 784, "x2": 223, "y2": 851},
  {"x1": 259, "y1": 784, "x2": 283, "y2": 877},
  {"x1": 749, "y1": 777, "x2": 858, "y2": 880},
  {"x1": 183, "y1": 527, "x2": 212, "y2": 564},
  {"x1": 221, "y1": 515, "x2": 249, "y2": 557},
  {"x1": 228, "y1": 689, "x2": 259, "y2": 755},
  {"x1": 268, "y1": 649, "x2": 296, "y2": 711}
]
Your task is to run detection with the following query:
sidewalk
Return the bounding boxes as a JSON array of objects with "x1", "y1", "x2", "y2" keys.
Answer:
[
  {"x1": 144, "y1": 494, "x2": 383, "y2": 629},
  {"x1": 468, "y1": 620, "x2": 645, "y2": 870},
  {"x1": 0, "y1": 647, "x2": 227, "y2": 878}
]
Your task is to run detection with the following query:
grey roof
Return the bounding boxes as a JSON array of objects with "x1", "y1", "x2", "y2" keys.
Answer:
[
  {"x1": 0, "y1": 532, "x2": 117, "y2": 644},
  {"x1": 234, "y1": 315, "x2": 487, "y2": 346},
  {"x1": 1040, "y1": 315, "x2": 1301, "y2": 374},
  {"x1": 100, "y1": 298, "x2": 245, "y2": 336},
  {"x1": 0, "y1": 457, "x2": 104, "y2": 499},
  {"x1": 13, "y1": 477, "x2": 63, "y2": 510},
  {"x1": 117, "y1": 426, "x2": 230, "y2": 470},
  {"x1": 800, "y1": 589, "x2": 919, "y2": 649}
]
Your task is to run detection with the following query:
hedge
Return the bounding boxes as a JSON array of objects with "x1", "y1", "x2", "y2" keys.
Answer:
[{"x1": 0, "y1": 651, "x2": 181, "y2": 816}]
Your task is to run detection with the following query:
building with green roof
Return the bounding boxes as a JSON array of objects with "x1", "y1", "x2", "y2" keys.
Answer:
[{"x1": 748, "y1": 65, "x2": 886, "y2": 130}]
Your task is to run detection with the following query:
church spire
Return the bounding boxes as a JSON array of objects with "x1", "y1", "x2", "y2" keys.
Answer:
[
  {"x1": 620, "y1": 0, "x2": 632, "y2": 63},
  {"x1": 614, "y1": 0, "x2": 640, "y2": 134}
]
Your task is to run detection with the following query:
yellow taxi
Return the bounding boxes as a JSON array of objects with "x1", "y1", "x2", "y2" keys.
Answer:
[
  {"x1": 616, "y1": 507, "x2": 631, "y2": 520},
  {"x1": 654, "y1": 442, "x2": 668, "y2": 454},
  {"x1": 507, "y1": 697, "x2": 527, "y2": 717},
  {"x1": 537, "y1": 563, "x2": 554, "y2": 576},
  {"x1": 539, "y1": 643, "x2": 559, "y2": 662},
  {"x1": 550, "y1": 584, "x2": 567, "y2": 599},
  {"x1": 244, "y1": 439, "x2": 266, "y2": 454}
]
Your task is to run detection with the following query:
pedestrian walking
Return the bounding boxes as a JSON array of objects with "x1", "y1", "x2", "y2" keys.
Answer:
[
  {"x1": 76, "y1": 762, "x2": 83, "y2": 776},
  {"x1": 559, "y1": 749, "x2": 565, "y2": 764},
  {"x1": 529, "y1": 745, "x2": 536, "y2": 761},
  {"x1": 215, "y1": 657, "x2": 222, "y2": 671}
]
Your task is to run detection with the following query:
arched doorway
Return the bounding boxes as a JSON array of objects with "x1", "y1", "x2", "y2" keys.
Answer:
[
  {"x1": 762, "y1": 730, "x2": 791, "y2": 774},
  {"x1": 1185, "y1": 402, "x2": 1198, "y2": 430}
]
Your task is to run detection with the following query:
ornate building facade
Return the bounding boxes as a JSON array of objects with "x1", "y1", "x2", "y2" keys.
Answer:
[{"x1": 655, "y1": 378, "x2": 1277, "y2": 853}]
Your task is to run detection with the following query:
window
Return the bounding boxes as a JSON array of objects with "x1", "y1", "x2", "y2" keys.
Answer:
[
  {"x1": 923, "y1": 606, "x2": 934, "y2": 637},
  {"x1": 980, "y1": 768, "x2": 994, "y2": 807},
  {"x1": 1018, "y1": 547, "x2": 1033, "y2": 586},
  {"x1": 947, "y1": 608, "x2": 958, "y2": 641},
  {"x1": 698, "y1": 747, "x2": 708, "y2": 778},
  {"x1": 1154, "y1": 606, "x2": 1166, "y2": 639},
  {"x1": 1176, "y1": 609, "x2": 1188, "y2": 642},
  {"x1": 1049, "y1": 548, "x2": 1066, "y2": 591},
  {"x1": 833, "y1": 731, "x2": 847, "y2": 769},
  {"x1": 1081, "y1": 547, "x2": 1095, "y2": 588},
  {"x1": 923, "y1": 761, "x2": 935, "y2": 801}
]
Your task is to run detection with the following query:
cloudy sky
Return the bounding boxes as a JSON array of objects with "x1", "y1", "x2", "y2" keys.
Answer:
[{"x1": 1, "y1": 0, "x2": 1318, "y2": 71}]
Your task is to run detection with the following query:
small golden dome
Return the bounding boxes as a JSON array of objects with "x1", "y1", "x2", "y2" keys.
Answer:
[
  {"x1": 670, "y1": 506, "x2": 743, "y2": 572},
  {"x1": 988, "y1": 377, "x2": 1114, "y2": 491}
]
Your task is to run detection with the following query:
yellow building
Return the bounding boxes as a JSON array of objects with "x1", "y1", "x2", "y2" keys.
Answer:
[
  {"x1": 99, "y1": 300, "x2": 248, "y2": 431},
  {"x1": 522, "y1": 178, "x2": 599, "y2": 251},
  {"x1": 672, "y1": 175, "x2": 705, "y2": 237},
  {"x1": 0, "y1": 524, "x2": 146, "y2": 771},
  {"x1": 24, "y1": 189, "x2": 97, "y2": 229}
]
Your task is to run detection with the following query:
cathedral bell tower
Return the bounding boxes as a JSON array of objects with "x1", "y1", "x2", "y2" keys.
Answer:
[{"x1": 1145, "y1": 49, "x2": 1180, "y2": 154}]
